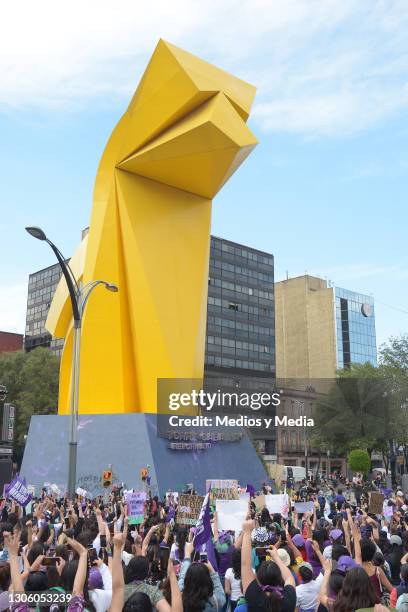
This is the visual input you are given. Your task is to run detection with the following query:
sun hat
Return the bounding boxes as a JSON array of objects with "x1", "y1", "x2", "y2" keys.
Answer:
[{"x1": 277, "y1": 548, "x2": 291, "y2": 567}]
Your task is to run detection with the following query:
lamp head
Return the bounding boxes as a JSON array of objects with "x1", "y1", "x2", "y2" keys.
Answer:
[{"x1": 25, "y1": 226, "x2": 47, "y2": 241}]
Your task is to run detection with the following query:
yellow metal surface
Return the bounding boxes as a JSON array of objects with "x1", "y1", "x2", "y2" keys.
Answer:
[{"x1": 46, "y1": 39, "x2": 257, "y2": 414}]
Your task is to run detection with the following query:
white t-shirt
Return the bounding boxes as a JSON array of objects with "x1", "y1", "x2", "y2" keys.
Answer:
[
  {"x1": 225, "y1": 568, "x2": 243, "y2": 602},
  {"x1": 89, "y1": 564, "x2": 112, "y2": 612},
  {"x1": 296, "y1": 574, "x2": 324, "y2": 610}
]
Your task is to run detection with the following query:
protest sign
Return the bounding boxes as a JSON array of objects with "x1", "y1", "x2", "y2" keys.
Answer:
[
  {"x1": 254, "y1": 494, "x2": 265, "y2": 510},
  {"x1": 383, "y1": 500, "x2": 394, "y2": 518},
  {"x1": 5, "y1": 475, "x2": 32, "y2": 507},
  {"x1": 76, "y1": 487, "x2": 87, "y2": 498},
  {"x1": 177, "y1": 494, "x2": 205, "y2": 525},
  {"x1": 369, "y1": 492, "x2": 384, "y2": 515},
  {"x1": 265, "y1": 494, "x2": 289, "y2": 517},
  {"x1": 294, "y1": 501, "x2": 315, "y2": 514},
  {"x1": 206, "y1": 479, "x2": 238, "y2": 500},
  {"x1": 216, "y1": 498, "x2": 248, "y2": 532},
  {"x1": 125, "y1": 491, "x2": 147, "y2": 525}
]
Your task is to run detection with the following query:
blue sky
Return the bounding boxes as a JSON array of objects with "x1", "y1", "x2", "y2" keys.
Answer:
[{"x1": 1, "y1": 0, "x2": 407, "y2": 348}]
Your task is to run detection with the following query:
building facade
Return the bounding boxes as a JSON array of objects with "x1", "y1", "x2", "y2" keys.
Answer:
[
  {"x1": 204, "y1": 236, "x2": 276, "y2": 459},
  {"x1": 275, "y1": 275, "x2": 377, "y2": 475},
  {"x1": 276, "y1": 386, "x2": 347, "y2": 476},
  {"x1": 25, "y1": 236, "x2": 277, "y2": 457},
  {"x1": 335, "y1": 286, "x2": 377, "y2": 369},
  {"x1": 275, "y1": 275, "x2": 377, "y2": 380},
  {"x1": 24, "y1": 263, "x2": 66, "y2": 356},
  {"x1": 0, "y1": 332, "x2": 23, "y2": 354}
]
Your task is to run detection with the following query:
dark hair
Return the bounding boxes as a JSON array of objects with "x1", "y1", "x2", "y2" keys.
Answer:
[
  {"x1": 123, "y1": 592, "x2": 153, "y2": 612},
  {"x1": 333, "y1": 567, "x2": 378, "y2": 612},
  {"x1": 256, "y1": 561, "x2": 284, "y2": 612},
  {"x1": 175, "y1": 527, "x2": 188, "y2": 562},
  {"x1": 401, "y1": 563, "x2": 408, "y2": 582},
  {"x1": 329, "y1": 569, "x2": 345, "y2": 595},
  {"x1": 60, "y1": 561, "x2": 95, "y2": 612},
  {"x1": 372, "y1": 551, "x2": 384, "y2": 567},
  {"x1": 299, "y1": 565, "x2": 313, "y2": 583},
  {"x1": 27, "y1": 542, "x2": 45, "y2": 566},
  {"x1": 312, "y1": 529, "x2": 325, "y2": 553},
  {"x1": 260, "y1": 508, "x2": 272, "y2": 527},
  {"x1": 125, "y1": 556, "x2": 149, "y2": 583},
  {"x1": 0, "y1": 562, "x2": 11, "y2": 590},
  {"x1": 360, "y1": 538, "x2": 376, "y2": 563},
  {"x1": 232, "y1": 549, "x2": 241, "y2": 580},
  {"x1": 332, "y1": 545, "x2": 349, "y2": 562},
  {"x1": 182, "y1": 562, "x2": 214, "y2": 612},
  {"x1": 25, "y1": 571, "x2": 48, "y2": 592}
]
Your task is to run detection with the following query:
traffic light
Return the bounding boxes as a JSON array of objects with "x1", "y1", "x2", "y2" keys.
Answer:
[
  {"x1": 103, "y1": 469, "x2": 112, "y2": 488},
  {"x1": 140, "y1": 467, "x2": 148, "y2": 481}
]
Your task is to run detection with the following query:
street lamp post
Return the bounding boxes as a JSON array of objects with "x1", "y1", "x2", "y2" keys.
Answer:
[
  {"x1": 295, "y1": 399, "x2": 308, "y2": 480},
  {"x1": 25, "y1": 227, "x2": 118, "y2": 497}
]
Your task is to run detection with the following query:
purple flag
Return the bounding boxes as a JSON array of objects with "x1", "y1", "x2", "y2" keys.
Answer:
[
  {"x1": 246, "y1": 484, "x2": 256, "y2": 497},
  {"x1": 193, "y1": 491, "x2": 217, "y2": 570},
  {"x1": 6, "y1": 475, "x2": 32, "y2": 507}
]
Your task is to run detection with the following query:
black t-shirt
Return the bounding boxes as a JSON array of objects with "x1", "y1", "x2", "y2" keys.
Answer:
[{"x1": 245, "y1": 580, "x2": 296, "y2": 612}]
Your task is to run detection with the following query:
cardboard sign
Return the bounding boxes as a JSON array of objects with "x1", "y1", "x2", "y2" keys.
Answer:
[
  {"x1": 254, "y1": 494, "x2": 266, "y2": 510},
  {"x1": 294, "y1": 501, "x2": 314, "y2": 514},
  {"x1": 206, "y1": 479, "x2": 238, "y2": 500},
  {"x1": 216, "y1": 498, "x2": 248, "y2": 533},
  {"x1": 177, "y1": 494, "x2": 205, "y2": 525},
  {"x1": 369, "y1": 492, "x2": 384, "y2": 515},
  {"x1": 125, "y1": 491, "x2": 147, "y2": 525}
]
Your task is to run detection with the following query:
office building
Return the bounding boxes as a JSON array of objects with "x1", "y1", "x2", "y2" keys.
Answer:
[
  {"x1": 24, "y1": 263, "x2": 65, "y2": 356},
  {"x1": 25, "y1": 236, "x2": 277, "y2": 458},
  {"x1": 275, "y1": 275, "x2": 377, "y2": 380},
  {"x1": 204, "y1": 236, "x2": 276, "y2": 459},
  {"x1": 0, "y1": 332, "x2": 23, "y2": 354}
]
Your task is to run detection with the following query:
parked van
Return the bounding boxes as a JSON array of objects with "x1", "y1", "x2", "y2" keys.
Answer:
[{"x1": 282, "y1": 465, "x2": 306, "y2": 483}]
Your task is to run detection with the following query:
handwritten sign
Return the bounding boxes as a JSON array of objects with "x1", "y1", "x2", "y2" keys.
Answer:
[
  {"x1": 368, "y1": 492, "x2": 384, "y2": 515},
  {"x1": 206, "y1": 479, "x2": 238, "y2": 500},
  {"x1": 125, "y1": 491, "x2": 147, "y2": 525},
  {"x1": 177, "y1": 494, "x2": 204, "y2": 525}
]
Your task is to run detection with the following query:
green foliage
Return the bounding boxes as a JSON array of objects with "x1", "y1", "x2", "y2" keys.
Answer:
[
  {"x1": 313, "y1": 362, "x2": 399, "y2": 455},
  {"x1": 380, "y1": 334, "x2": 408, "y2": 371},
  {"x1": 0, "y1": 348, "x2": 59, "y2": 462},
  {"x1": 348, "y1": 449, "x2": 371, "y2": 474}
]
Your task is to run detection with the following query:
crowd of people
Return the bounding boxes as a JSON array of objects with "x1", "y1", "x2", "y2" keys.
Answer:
[{"x1": 1, "y1": 477, "x2": 408, "y2": 612}]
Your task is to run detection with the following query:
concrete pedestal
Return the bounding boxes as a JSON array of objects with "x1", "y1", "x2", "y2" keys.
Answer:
[{"x1": 21, "y1": 413, "x2": 269, "y2": 497}]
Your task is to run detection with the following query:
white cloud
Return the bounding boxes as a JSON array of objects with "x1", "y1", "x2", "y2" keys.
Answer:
[
  {"x1": 0, "y1": 283, "x2": 27, "y2": 334},
  {"x1": 1, "y1": 0, "x2": 408, "y2": 135}
]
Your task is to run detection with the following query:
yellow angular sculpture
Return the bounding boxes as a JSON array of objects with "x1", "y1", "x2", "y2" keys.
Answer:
[{"x1": 46, "y1": 39, "x2": 257, "y2": 414}]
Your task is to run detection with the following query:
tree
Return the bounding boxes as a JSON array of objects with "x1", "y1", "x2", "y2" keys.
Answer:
[
  {"x1": 380, "y1": 334, "x2": 408, "y2": 371},
  {"x1": 313, "y1": 363, "x2": 400, "y2": 463},
  {"x1": 0, "y1": 348, "x2": 59, "y2": 463},
  {"x1": 348, "y1": 449, "x2": 371, "y2": 475}
]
